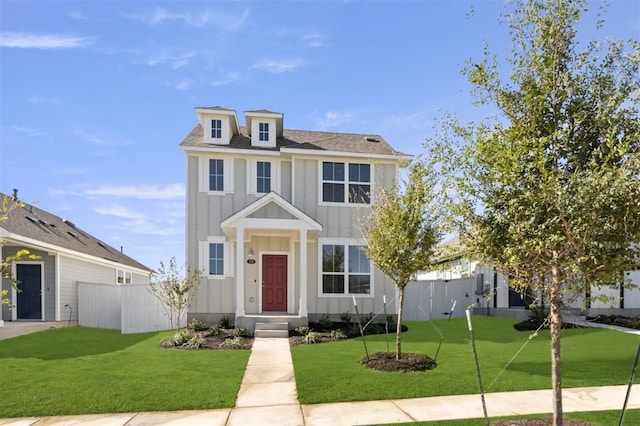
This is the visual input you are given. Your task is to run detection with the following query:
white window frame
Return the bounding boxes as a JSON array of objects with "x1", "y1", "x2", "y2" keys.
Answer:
[
  {"x1": 199, "y1": 237, "x2": 234, "y2": 280},
  {"x1": 199, "y1": 157, "x2": 234, "y2": 194},
  {"x1": 211, "y1": 119, "x2": 222, "y2": 139},
  {"x1": 319, "y1": 161, "x2": 373, "y2": 206},
  {"x1": 247, "y1": 159, "x2": 281, "y2": 196},
  {"x1": 318, "y1": 238, "x2": 373, "y2": 298},
  {"x1": 259, "y1": 122, "x2": 269, "y2": 141},
  {"x1": 116, "y1": 269, "x2": 132, "y2": 285}
]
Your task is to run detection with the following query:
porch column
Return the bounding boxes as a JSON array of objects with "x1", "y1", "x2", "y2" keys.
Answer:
[
  {"x1": 235, "y1": 227, "x2": 245, "y2": 316},
  {"x1": 299, "y1": 229, "x2": 308, "y2": 316}
]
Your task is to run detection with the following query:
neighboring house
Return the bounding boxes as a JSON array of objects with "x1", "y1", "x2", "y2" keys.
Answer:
[
  {"x1": 0, "y1": 193, "x2": 153, "y2": 326},
  {"x1": 416, "y1": 236, "x2": 640, "y2": 316},
  {"x1": 180, "y1": 106, "x2": 410, "y2": 330}
]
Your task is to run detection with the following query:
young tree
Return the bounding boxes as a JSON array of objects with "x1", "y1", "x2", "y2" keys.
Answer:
[
  {"x1": 148, "y1": 257, "x2": 202, "y2": 331},
  {"x1": 358, "y1": 161, "x2": 442, "y2": 360},
  {"x1": 430, "y1": 1, "x2": 640, "y2": 424}
]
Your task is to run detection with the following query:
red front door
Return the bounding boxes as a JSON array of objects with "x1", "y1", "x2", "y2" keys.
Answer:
[{"x1": 262, "y1": 255, "x2": 287, "y2": 312}]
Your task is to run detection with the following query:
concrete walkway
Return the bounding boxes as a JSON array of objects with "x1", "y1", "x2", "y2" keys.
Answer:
[{"x1": 1, "y1": 332, "x2": 639, "y2": 425}]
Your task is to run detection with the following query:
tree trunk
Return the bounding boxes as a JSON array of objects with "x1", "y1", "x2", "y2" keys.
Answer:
[
  {"x1": 396, "y1": 285, "x2": 405, "y2": 360},
  {"x1": 550, "y1": 264, "x2": 563, "y2": 426}
]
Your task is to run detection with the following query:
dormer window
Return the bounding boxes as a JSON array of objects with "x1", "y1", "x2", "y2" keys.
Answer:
[
  {"x1": 259, "y1": 122, "x2": 269, "y2": 142},
  {"x1": 211, "y1": 119, "x2": 222, "y2": 139}
]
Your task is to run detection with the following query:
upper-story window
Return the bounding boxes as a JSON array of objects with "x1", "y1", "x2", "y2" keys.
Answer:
[
  {"x1": 259, "y1": 122, "x2": 269, "y2": 141},
  {"x1": 117, "y1": 269, "x2": 132, "y2": 284},
  {"x1": 257, "y1": 161, "x2": 271, "y2": 193},
  {"x1": 322, "y1": 162, "x2": 371, "y2": 204},
  {"x1": 209, "y1": 159, "x2": 224, "y2": 192},
  {"x1": 211, "y1": 119, "x2": 222, "y2": 139}
]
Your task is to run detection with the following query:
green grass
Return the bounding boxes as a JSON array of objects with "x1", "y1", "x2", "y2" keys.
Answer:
[
  {"x1": 373, "y1": 409, "x2": 640, "y2": 425},
  {"x1": 0, "y1": 327, "x2": 250, "y2": 418},
  {"x1": 292, "y1": 316, "x2": 640, "y2": 404}
]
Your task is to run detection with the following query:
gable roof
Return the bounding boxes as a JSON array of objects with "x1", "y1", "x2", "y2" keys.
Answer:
[
  {"x1": 179, "y1": 124, "x2": 410, "y2": 159},
  {"x1": 0, "y1": 194, "x2": 153, "y2": 273}
]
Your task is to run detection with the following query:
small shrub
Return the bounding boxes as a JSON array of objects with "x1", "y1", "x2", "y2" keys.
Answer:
[
  {"x1": 182, "y1": 334, "x2": 203, "y2": 350},
  {"x1": 330, "y1": 329, "x2": 347, "y2": 340},
  {"x1": 220, "y1": 336, "x2": 244, "y2": 349},
  {"x1": 528, "y1": 304, "x2": 549, "y2": 324},
  {"x1": 220, "y1": 315, "x2": 232, "y2": 329},
  {"x1": 295, "y1": 326, "x2": 310, "y2": 336},
  {"x1": 208, "y1": 325, "x2": 222, "y2": 336},
  {"x1": 235, "y1": 327, "x2": 252, "y2": 338},
  {"x1": 303, "y1": 331, "x2": 319, "y2": 344},
  {"x1": 188, "y1": 318, "x2": 208, "y2": 331},
  {"x1": 318, "y1": 315, "x2": 333, "y2": 330},
  {"x1": 161, "y1": 330, "x2": 189, "y2": 348},
  {"x1": 348, "y1": 323, "x2": 361, "y2": 337},
  {"x1": 340, "y1": 311, "x2": 351, "y2": 325}
]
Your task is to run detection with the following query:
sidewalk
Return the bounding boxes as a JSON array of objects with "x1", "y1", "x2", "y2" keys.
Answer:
[{"x1": 0, "y1": 336, "x2": 639, "y2": 425}]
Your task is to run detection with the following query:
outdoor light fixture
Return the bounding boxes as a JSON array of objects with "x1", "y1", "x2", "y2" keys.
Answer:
[{"x1": 247, "y1": 248, "x2": 256, "y2": 264}]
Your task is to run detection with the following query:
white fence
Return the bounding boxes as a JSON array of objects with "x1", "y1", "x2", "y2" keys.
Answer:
[
  {"x1": 403, "y1": 275, "x2": 483, "y2": 320},
  {"x1": 78, "y1": 282, "x2": 173, "y2": 334}
]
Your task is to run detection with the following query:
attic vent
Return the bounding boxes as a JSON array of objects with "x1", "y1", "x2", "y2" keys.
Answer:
[
  {"x1": 38, "y1": 219, "x2": 47, "y2": 226},
  {"x1": 67, "y1": 231, "x2": 78, "y2": 239},
  {"x1": 97, "y1": 241, "x2": 110, "y2": 252},
  {"x1": 63, "y1": 219, "x2": 76, "y2": 228},
  {"x1": 26, "y1": 216, "x2": 38, "y2": 224},
  {"x1": 366, "y1": 137, "x2": 380, "y2": 143}
]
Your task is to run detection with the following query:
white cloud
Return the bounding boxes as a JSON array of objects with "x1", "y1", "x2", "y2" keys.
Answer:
[
  {"x1": 0, "y1": 32, "x2": 92, "y2": 49},
  {"x1": 9, "y1": 125, "x2": 47, "y2": 138},
  {"x1": 86, "y1": 184, "x2": 185, "y2": 200},
  {"x1": 94, "y1": 205, "x2": 147, "y2": 220},
  {"x1": 251, "y1": 58, "x2": 306, "y2": 74},
  {"x1": 146, "y1": 51, "x2": 195, "y2": 69},
  {"x1": 66, "y1": 10, "x2": 88, "y2": 20},
  {"x1": 383, "y1": 111, "x2": 432, "y2": 130},
  {"x1": 210, "y1": 72, "x2": 240, "y2": 86},
  {"x1": 317, "y1": 111, "x2": 355, "y2": 128},
  {"x1": 175, "y1": 78, "x2": 194, "y2": 90},
  {"x1": 133, "y1": 7, "x2": 249, "y2": 30},
  {"x1": 303, "y1": 33, "x2": 329, "y2": 48},
  {"x1": 71, "y1": 127, "x2": 131, "y2": 146}
]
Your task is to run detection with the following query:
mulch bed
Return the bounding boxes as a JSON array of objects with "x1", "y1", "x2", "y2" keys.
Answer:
[{"x1": 361, "y1": 351, "x2": 437, "y2": 372}]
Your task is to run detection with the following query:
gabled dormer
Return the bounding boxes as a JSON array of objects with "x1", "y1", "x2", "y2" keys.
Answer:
[
  {"x1": 244, "y1": 110, "x2": 284, "y2": 148},
  {"x1": 195, "y1": 106, "x2": 240, "y2": 145}
]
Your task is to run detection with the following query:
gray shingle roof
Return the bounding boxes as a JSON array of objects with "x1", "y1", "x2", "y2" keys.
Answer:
[
  {"x1": 179, "y1": 124, "x2": 409, "y2": 157},
  {"x1": 0, "y1": 194, "x2": 153, "y2": 272}
]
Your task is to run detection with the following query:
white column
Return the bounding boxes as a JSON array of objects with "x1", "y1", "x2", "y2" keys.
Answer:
[
  {"x1": 299, "y1": 229, "x2": 308, "y2": 317},
  {"x1": 235, "y1": 227, "x2": 245, "y2": 316}
]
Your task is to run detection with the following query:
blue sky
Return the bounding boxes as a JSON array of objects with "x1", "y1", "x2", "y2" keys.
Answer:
[{"x1": 1, "y1": 1, "x2": 638, "y2": 271}]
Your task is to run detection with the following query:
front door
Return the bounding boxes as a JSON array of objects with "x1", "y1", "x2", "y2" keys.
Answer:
[
  {"x1": 262, "y1": 255, "x2": 287, "y2": 312},
  {"x1": 16, "y1": 264, "x2": 42, "y2": 319}
]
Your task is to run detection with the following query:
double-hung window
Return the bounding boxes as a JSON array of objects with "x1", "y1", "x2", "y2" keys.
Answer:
[
  {"x1": 209, "y1": 242, "x2": 224, "y2": 276},
  {"x1": 321, "y1": 242, "x2": 371, "y2": 295},
  {"x1": 259, "y1": 122, "x2": 269, "y2": 141},
  {"x1": 211, "y1": 119, "x2": 222, "y2": 139},
  {"x1": 256, "y1": 161, "x2": 271, "y2": 193},
  {"x1": 209, "y1": 159, "x2": 224, "y2": 192},
  {"x1": 322, "y1": 162, "x2": 371, "y2": 204}
]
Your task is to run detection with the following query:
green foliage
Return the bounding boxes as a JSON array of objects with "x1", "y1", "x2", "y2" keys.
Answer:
[
  {"x1": 318, "y1": 314, "x2": 333, "y2": 330},
  {"x1": 295, "y1": 326, "x2": 310, "y2": 336},
  {"x1": 148, "y1": 257, "x2": 202, "y2": 331},
  {"x1": 234, "y1": 327, "x2": 252, "y2": 338},
  {"x1": 182, "y1": 334, "x2": 203, "y2": 350},
  {"x1": 340, "y1": 311, "x2": 351, "y2": 325},
  {"x1": 528, "y1": 304, "x2": 550, "y2": 325},
  {"x1": 160, "y1": 330, "x2": 189, "y2": 348},
  {"x1": 427, "y1": 0, "x2": 640, "y2": 422},
  {"x1": 220, "y1": 336, "x2": 245, "y2": 349},
  {"x1": 303, "y1": 331, "x2": 319, "y2": 344},
  {"x1": 208, "y1": 325, "x2": 222, "y2": 336},
  {"x1": 220, "y1": 315, "x2": 232, "y2": 329},
  {"x1": 330, "y1": 329, "x2": 347, "y2": 340},
  {"x1": 188, "y1": 318, "x2": 208, "y2": 332},
  {"x1": 357, "y1": 161, "x2": 443, "y2": 360}
]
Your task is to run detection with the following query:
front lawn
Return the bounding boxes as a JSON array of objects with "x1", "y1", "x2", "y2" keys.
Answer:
[
  {"x1": 0, "y1": 327, "x2": 250, "y2": 418},
  {"x1": 292, "y1": 316, "x2": 639, "y2": 404}
]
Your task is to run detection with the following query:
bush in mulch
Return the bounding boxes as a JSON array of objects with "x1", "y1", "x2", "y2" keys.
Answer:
[
  {"x1": 361, "y1": 352, "x2": 437, "y2": 372},
  {"x1": 586, "y1": 315, "x2": 640, "y2": 330}
]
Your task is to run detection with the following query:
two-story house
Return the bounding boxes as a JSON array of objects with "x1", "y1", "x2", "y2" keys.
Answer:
[{"x1": 180, "y1": 107, "x2": 410, "y2": 330}]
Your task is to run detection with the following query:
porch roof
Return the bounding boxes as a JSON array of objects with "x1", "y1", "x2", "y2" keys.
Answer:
[{"x1": 220, "y1": 192, "x2": 322, "y2": 241}]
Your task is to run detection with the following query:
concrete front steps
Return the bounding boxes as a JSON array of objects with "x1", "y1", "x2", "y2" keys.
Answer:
[{"x1": 254, "y1": 322, "x2": 289, "y2": 338}]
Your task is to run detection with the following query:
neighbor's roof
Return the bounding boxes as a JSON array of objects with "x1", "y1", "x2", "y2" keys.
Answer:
[
  {"x1": 0, "y1": 194, "x2": 153, "y2": 273},
  {"x1": 179, "y1": 124, "x2": 409, "y2": 158}
]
